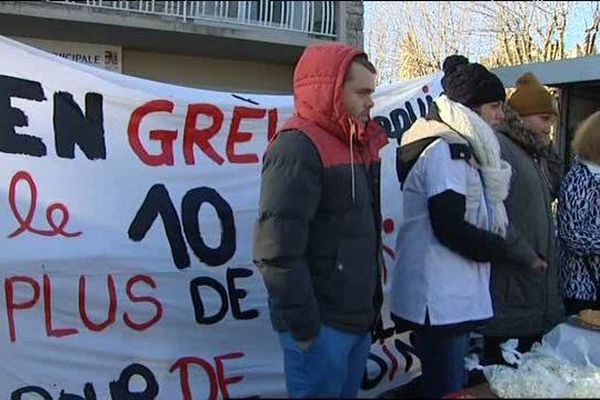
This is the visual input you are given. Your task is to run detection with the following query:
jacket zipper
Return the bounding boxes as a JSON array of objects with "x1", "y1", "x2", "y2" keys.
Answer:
[
  {"x1": 534, "y1": 155, "x2": 552, "y2": 329},
  {"x1": 358, "y1": 144, "x2": 385, "y2": 328}
]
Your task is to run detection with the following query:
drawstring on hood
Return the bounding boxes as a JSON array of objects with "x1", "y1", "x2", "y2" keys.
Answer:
[
  {"x1": 349, "y1": 117, "x2": 357, "y2": 202},
  {"x1": 272, "y1": 43, "x2": 388, "y2": 202}
]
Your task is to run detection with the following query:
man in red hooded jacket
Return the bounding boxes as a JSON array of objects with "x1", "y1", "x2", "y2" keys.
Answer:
[{"x1": 253, "y1": 43, "x2": 388, "y2": 397}]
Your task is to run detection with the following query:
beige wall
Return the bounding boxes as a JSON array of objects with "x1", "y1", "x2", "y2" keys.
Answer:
[{"x1": 123, "y1": 49, "x2": 294, "y2": 94}]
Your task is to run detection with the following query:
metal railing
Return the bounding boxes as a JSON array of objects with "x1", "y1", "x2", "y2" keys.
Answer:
[{"x1": 43, "y1": 1, "x2": 337, "y2": 37}]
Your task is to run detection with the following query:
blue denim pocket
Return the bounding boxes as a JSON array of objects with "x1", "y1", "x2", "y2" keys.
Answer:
[{"x1": 280, "y1": 326, "x2": 323, "y2": 355}]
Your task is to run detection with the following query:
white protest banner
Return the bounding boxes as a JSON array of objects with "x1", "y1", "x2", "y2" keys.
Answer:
[{"x1": 0, "y1": 35, "x2": 442, "y2": 399}]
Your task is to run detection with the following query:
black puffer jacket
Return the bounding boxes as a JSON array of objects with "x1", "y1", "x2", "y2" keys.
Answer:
[{"x1": 252, "y1": 44, "x2": 388, "y2": 341}]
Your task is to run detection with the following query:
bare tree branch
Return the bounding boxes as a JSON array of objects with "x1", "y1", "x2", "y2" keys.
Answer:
[{"x1": 365, "y1": 1, "x2": 598, "y2": 83}]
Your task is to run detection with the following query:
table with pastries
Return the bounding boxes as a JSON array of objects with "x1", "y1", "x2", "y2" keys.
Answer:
[{"x1": 448, "y1": 309, "x2": 600, "y2": 399}]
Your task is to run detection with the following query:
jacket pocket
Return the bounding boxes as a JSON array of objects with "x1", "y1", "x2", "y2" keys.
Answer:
[{"x1": 332, "y1": 237, "x2": 377, "y2": 313}]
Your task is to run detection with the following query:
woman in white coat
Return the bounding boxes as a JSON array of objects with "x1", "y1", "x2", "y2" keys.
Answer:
[{"x1": 391, "y1": 55, "x2": 546, "y2": 398}]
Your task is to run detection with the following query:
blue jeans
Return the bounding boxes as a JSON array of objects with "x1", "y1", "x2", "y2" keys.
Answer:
[
  {"x1": 279, "y1": 325, "x2": 371, "y2": 398},
  {"x1": 414, "y1": 329, "x2": 470, "y2": 398}
]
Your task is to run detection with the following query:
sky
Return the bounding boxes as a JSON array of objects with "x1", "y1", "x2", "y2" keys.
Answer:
[{"x1": 363, "y1": 1, "x2": 596, "y2": 63}]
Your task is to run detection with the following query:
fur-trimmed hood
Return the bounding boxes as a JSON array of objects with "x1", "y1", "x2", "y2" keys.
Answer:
[
  {"x1": 497, "y1": 104, "x2": 552, "y2": 158},
  {"x1": 496, "y1": 103, "x2": 564, "y2": 198}
]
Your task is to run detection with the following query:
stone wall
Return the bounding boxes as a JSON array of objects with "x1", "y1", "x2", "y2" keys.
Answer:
[{"x1": 343, "y1": 1, "x2": 364, "y2": 50}]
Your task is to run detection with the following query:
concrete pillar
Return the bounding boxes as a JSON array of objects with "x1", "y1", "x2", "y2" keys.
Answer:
[{"x1": 343, "y1": 1, "x2": 364, "y2": 50}]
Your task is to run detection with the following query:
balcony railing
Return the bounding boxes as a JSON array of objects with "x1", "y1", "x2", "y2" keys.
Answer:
[{"x1": 43, "y1": 1, "x2": 337, "y2": 38}]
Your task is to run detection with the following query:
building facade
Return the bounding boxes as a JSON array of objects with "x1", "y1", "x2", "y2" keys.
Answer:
[{"x1": 0, "y1": 1, "x2": 365, "y2": 93}]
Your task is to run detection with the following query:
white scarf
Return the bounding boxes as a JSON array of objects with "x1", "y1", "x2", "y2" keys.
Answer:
[{"x1": 434, "y1": 95, "x2": 512, "y2": 237}]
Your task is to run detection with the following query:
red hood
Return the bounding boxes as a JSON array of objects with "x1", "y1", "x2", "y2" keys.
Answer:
[{"x1": 283, "y1": 43, "x2": 388, "y2": 152}]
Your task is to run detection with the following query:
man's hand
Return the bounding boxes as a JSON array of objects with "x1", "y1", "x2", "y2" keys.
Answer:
[
  {"x1": 296, "y1": 338, "x2": 314, "y2": 352},
  {"x1": 531, "y1": 257, "x2": 548, "y2": 271}
]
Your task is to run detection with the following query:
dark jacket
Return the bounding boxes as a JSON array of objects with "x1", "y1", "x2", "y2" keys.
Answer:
[
  {"x1": 252, "y1": 44, "x2": 388, "y2": 342},
  {"x1": 481, "y1": 105, "x2": 565, "y2": 338}
]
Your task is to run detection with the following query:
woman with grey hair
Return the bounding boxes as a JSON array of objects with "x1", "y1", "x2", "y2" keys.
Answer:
[{"x1": 558, "y1": 111, "x2": 600, "y2": 315}]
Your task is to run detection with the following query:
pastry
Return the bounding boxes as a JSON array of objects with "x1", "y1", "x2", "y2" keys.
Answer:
[{"x1": 578, "y1": 309, "x2": 600, "y2": 327}]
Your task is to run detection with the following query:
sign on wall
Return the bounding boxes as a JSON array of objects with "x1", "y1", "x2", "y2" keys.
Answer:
[{"x1": 12, "y1": 36, "x2": 122, "y2": 72}]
